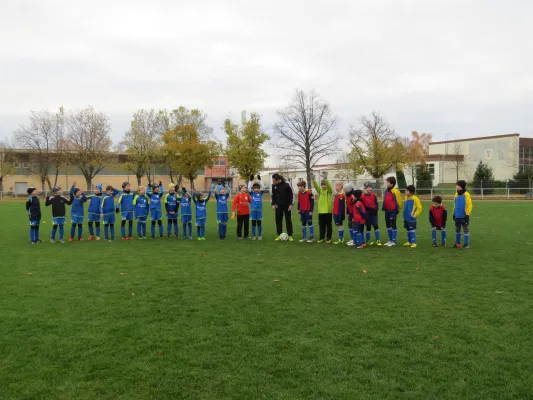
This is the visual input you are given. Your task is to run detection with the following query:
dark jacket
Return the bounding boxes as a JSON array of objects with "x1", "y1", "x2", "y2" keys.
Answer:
[
  {"x1": 26, "y1": 196, "x2": 42, "y2": 221},
  {"x1": 45, "y1": 194, "x2": 72, "y2": 217},
  {"x1": 271, "y1": 180, "x2": 294, "y2": 207}
]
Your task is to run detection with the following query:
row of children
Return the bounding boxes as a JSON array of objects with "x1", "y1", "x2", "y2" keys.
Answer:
[
  {"x1": 292, "y1": 177, "x2": 472, "y2": 249},
  {"x1": 24, "y1": 179, "x2": 267, "y2": 244}
]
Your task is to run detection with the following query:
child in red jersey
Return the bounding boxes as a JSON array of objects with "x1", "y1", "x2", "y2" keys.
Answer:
[
  {"x1": 361, "y1": 182, "x2": 382, "y2": 246},
  {"x1": 333, "y1": 182, "x2": 346, "y2": 244},
  {"x1": 232, "y1": 185, "x2": 251, "y2": 239},
  {"x1": 429, "y1": 195, "x2": 447, "y2": 247},
  {"x1": 352, "y1": 189, "x2": 367, "y2": 249},
  {"x1": 297, "y1": 181, "x2": 315, "y2": 242},
  {"x1": 343, "y1": 183, "x2": 356, "y2": 246}
]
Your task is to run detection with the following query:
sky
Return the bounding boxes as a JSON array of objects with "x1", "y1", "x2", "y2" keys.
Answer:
[{"x1": 1, "y1": 0, "x2": 532, "y2": 167}]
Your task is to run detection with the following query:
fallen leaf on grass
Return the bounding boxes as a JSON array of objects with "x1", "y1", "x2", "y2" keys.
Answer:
[
  {"x1": 495, "y1": 291, "x2": 503, "y2": 294},
  {"x1": 273, "y1": 280, "x2": 280, "y2": 282},
  {"x1": 27, "y1": 272, "x2": 33, "y2": 276},
  {"x1": 526, "y1": 242, "x2": 532, "y2": 245},
  {"x1": 156, "y1": 352, "x2": 164, "y2": 357},
  {"x1": 168, "y1": 272, "x2": 176, "y2": 275},
  {"x1": 416, "y1": 267, "x2": 420, "y2": 270},
  {"x1": 432, "y1": 335, "x2": 440, "y2": 340},
  {"x1": 131, "y1": 293, "x2": 135, "y2": 296},
  {"x1": 361, "y1": 269, "x2": 367, "y2": 274},
  {"x1": 119, "y1": 272, "x2": 128, "y2": 275}
]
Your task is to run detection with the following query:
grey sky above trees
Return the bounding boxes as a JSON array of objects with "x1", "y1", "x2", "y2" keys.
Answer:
[{"x1": 1, "y1": 0, "x2": 532, "y2": 167}]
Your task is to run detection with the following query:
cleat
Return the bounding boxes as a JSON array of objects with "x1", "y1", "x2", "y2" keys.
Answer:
[
  {"x1": 376, "y1": 240, "x2": 383, "y2": 247},
  {"x1": 202, "y1": 237, "x2": 206, "y2": 240},
  {"x1": 463, "y1": 245, "x2": 470, "y2": 250},
  {"x1": 346, "y1": 240, "x2": 354, "y2": 246},
  {"x1": 69, "y1": 237, "x2": 74, "y2": 242},
  {"x1": 60, "y1": 240, "x2": 65, "y2": 244},
  {"x1": 317, "y1": 239, "x2": 324, "y2": 243},
  {"x1": 122, "y1": 237, "x2": 129, "y2": 241},
  {"x1": 403, "y1": 242, "x2": 411, "y2": 247},
  {"x1": 441, "y1": 243, "x2": 446, "y2": 247},
  {"x1": 36, "y1": 240, "x2": 43, "y2": 243},
  {"x1": 453, "y1": 244, "x2": 462, "y2": 248},
  {"x1": 356, "y1": 245, "x2": 364, "y2": 249},
  {"x1": 299, "y1": 239, "x2": 307, "y2": 243},
  {"x1": 198, "y1": 237, "x2": 202, "y2": 241},
  {"x1": 128, "y1": 236, "x2": 134, "y2": 240},
  {"x1": 150, "y1": 236, "x2": 155, "y2": 239},
  {"x1": 31, "y1": 242, "x2": 35, "y2": 245},
  {"x1": 237, "y1": 237, "x2": 243, "y2": 240},
  {"x1": 432, "y1": 242, "x2": 438, "y2": 247},
  {"x1": 181, "y1": 236, "x2": 186, "y2": 240},
  {"x1": 326, "y1": 240, "x2": 332, "y2": 244},
  {"x1": 288, "y1": 236, "x2": 294, "y2": 242},
  {"x1": 367, "y1": 241, "x2": 375, "y2": 246},
  {"x1": 333, "y1": 239, "x2": 344, "y2": 245},
  {"x1": 174, "y1": 234, "x2": 179, "y2": 238},
  {"x1": 388, "y1": 242, "x2": 396, "y2": 247},
  {"x1": 88, "y1": 236, "x2": 95, "y2": 241},
  {"x1": 246, "y1": 237, "x2": 252, "y2": 240},
  {"x1": 362, "y1": 243, "x2": 367, "y2": 247},
  {"x1": 274, "y1": 236, "x2": 281, "y2": 241},
  {"x1": 95, "y1": 236, "x2": 100, "y2": 241},
  {"x1": 410, "y1": 243, "x2": 417, "y2": 248},
  {"x1": 78, "y1": 238, "x2": 84, "y2": 241},
  {"x1": 258, "y1": 236, "x2": 262, "y2": 241},
  {"x1": 252, "y1": 237, "x2": 257, "y2": 241},
  {"x1": 189, "y1": 236, "x2": 193, "y2": 240},
  {"x1": 307, "y1": 239, "x2": 315, "y2": 243}
]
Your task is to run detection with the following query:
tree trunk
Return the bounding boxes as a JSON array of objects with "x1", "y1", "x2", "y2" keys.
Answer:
[
  {"x1": 85, "y1": 177, "x2": 92, "y2": 191},
  {"x1": 190, "y1": 179, "x2": 194, "y2": 190},
  {"x1": 46, "y1": 177, "x2": 52, "y2": 191},
  {"x1": 54, "y1": 169, "x2": 59, "y2": 186},
  {"x1": 41, "y1": 177, "x2": 46, "y2": 194},
  {"x1": 0, "y1": 178, "x2": 4, "y2": 193},
  {"x1": 136, "y1": 174, "x2": 142, "y2": 186},
  {"x1": 177, "y1": 174, "x2": 183, "y2": 188}
]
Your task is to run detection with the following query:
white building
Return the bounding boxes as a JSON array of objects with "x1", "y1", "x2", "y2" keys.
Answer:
[{"x1": 428, "y1": 134, "x2": 533, "y2": 184}]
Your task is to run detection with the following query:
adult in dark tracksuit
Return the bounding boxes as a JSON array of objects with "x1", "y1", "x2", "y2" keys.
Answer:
[{"x1": 271, "y1": 173, "x2": 294, "y2": 240}]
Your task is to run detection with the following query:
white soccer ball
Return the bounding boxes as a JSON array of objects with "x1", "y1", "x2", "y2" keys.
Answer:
[{"x1": 279, "y1": 233, "x2": 289, "y2": 241}]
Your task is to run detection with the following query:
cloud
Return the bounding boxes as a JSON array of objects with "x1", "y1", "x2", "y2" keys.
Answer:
[{"x1": 1, "y1": 0, "x2": 532, "y2": 166}]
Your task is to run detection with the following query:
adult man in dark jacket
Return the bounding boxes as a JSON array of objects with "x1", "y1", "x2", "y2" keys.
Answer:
[{"x1": 271, "y1": 173, "x2": 294, "y2": 241}]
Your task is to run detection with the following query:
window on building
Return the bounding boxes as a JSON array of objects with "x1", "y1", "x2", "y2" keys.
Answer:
[
  {"x1": 427, "y1": 163, "x2": 435, "y2": 180},
  {"x1": 214, "y1": 160, "x2": 226, "y2": 166},
  {"x1": 22, "y1": 162, "x2": 29, "y2": 169}
]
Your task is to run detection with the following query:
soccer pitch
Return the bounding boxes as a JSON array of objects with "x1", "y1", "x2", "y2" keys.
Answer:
[{"x1": 1, "y1": 201, "x2": 532, "y2": 399}]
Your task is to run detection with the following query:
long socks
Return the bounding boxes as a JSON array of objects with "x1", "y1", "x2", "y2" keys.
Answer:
[
  {"x1": 70, "y1": 224, "x2": 76, "y2": 239},
  {"x1": 88, "y1": 222, "x2": 94, "y2": 236},
  {"x1": 338, "y1": 228, "x2": 344, "y2": 241},
  {"x1": 95, "y1": 222, "x2": 100, "y2": 237},
  {"x1": 77, "y1": 224, "x2": 82, "y2": 239}
]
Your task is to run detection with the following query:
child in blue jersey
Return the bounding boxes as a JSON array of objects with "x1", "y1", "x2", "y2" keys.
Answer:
[
  {"x1": 403, "y1": 185, "x2": 422, "y2": 248},
  {"x1": 248, "y1": 175, "x2": 265, "y2": 240},
  {"x1": 133, "y1": 186, "x2": 149, "y2": 239},
  {"x1": 26, "y1": 187, "x2": 42, "y2": 244},
  {"x1": 164, "y1": 184, "x2": 179, "y2": 237},
  {"x1": 116, "y1": 181, "x2": 135, "y2": 240},
  {"x1": 101, "y1": 185, "x2": 120, "y2": 241},
  {"x1": 86, "y1": 184, "x2": 104, "y2": 240},
  {"x1": 453, "y1": 180, "x2": 473, "y2": 249},
  {"x1": 192, "y1": 190, "x2": 211, "y2": 240},
  {"x1": 46, "y1": 186, "x2": 72, "y2": 243},
  {"x1": 147, "y1": 181, "x2": 164, "y2": 238},
  {"x1": 215, "y1": 186, "x2": 230, "y2": 240},
  {"x1": 179, "y1": 187, "x2": 193, "y2": 239},
  {"x1": 69, "y1": 183, "x2": 87, "y2": 241}
]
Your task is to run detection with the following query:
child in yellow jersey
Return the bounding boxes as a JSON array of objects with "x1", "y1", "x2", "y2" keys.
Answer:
[{"x1": 403, "y1": 185, "x2": 422, "y2": 248}]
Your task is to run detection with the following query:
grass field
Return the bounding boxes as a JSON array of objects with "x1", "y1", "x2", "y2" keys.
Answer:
[{"x1": 1, "y1": 200, "x2": 533, "y2": 399}]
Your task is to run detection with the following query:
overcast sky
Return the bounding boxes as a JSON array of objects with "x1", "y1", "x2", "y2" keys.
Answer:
[{"x1": 1, "y1": 0, "x2": 532, "y2": 166}]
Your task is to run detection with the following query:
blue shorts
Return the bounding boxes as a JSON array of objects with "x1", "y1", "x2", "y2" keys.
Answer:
[
  {"x1": 251, "y1": 210, "x2": 263, "y2": 221},
  {"x1": 353, "y1": 222, "x2": 364, "y2": 233},
  {"x1": 121, "y1": 211, "x2": 134, "y2": 221},
  {"x1": 300, "y1": 211, "x2": 312, "y2": 224},
  {"x1": 181, "y1": 214, "x2": 192, "y2": 224},
  {"x1": 217, "y1": 213, "x2": 229, "y2": 223},
  {"x1": 150, "y1": 209, "x2": 162, "y2": 221},
  {"x1": 166, "y1": 212, "x2": 179, "y2": 220},
  {"x1": 455, "y1": 218, "x2": 469, "y2": 227},
  {"x1": 333, "y1": 214, "x2": 345, "y2": 226},
  {"x1": 52, "y1": 217, "x2": 66, "y2": 225},
  {"x1": 365, "y1": 214, "x2": 378, "y2": 227},
  {"x1": 196, "y1": 219, "x2": 206, "y2": 227},
  {"x1": 29, "y1": 219, "x2": 40, "y2": 226},
  {"x1": 385, "y1": 210, "x2": 398, "y2": 221},
  {"x1": 404, "y1": 221, "x2": 417, "y2": 231},
  {"x1": 103, "y1": 214, "x2": 115, "y2": 224},
  {"x1": 71, "y1": 215, "x2": 84, "y2": 224},
  {"x1": 88, "y1": 213, "x2": 100, "y2": 223},
  {"x1": 137, "y1": 216, "x2": 147, "y2": 223}
]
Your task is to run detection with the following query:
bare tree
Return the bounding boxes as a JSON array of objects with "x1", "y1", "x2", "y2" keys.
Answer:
[
  {"x1": 0, "y1": 139, "x2": 15, "y2": 193},
  {"x1": 66, "y1": 106, "x2": 112, "y2": 190},
  {"x1": 120, "y1": 109, "x2": 166, "y2": 186},
  {"x1": 50, "y1": 106, "x2": 68, "y2": 188},
  {"x1": 273, "y1": 89, "x2": 339, "y2": 186},
  {"x1": 446, "y1": 142, "x2": 465, "y2": 182},
  {"x1": 349, "y1": 111, "x2": 404, "y2": 181},
  {"x1": 12, "y1": 110, "x2": 59, "y2": 192}
]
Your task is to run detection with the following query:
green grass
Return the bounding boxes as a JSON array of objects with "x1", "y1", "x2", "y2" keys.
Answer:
[{"x1": 1, "y1": 201, "x2": 533, "y2": 399}]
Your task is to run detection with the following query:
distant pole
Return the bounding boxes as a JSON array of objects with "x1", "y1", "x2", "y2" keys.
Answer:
[{"x1": 241, "y1": 110, "x2": 247, "y2": 125}]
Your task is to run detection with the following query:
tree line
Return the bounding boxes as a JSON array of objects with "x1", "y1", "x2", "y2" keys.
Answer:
[{"x1": 1, "y1": 89, "x2": 436, "y2": 193}]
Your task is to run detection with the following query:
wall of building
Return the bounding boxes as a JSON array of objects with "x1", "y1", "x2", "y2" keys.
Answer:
[{"x1": 428, "y1": 135, "x2": 520, "y2": 183}]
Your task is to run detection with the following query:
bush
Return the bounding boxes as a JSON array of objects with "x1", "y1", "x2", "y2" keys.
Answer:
[
  {"x1": 396, "y1": 170, "x2": 407, "y2": 189},
  {"x1": 416, "y1": 164, "x2": 433, "y2": 194},
  {"x1": 472, "y1": 161, "x2": 494, "y2": 194}
]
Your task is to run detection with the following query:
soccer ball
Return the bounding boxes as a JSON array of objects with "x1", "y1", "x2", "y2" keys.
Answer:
[{"x1": 279, "y1": 233, "x2": 289, "y2": 241}]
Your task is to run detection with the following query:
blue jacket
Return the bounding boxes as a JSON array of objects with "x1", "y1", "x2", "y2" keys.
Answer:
[
  {"x1": 454, "y1": 191, "x2": 473, "y2": 218},
  {"x1": 101, "y1": 189, "x2": 120, "y2": 215},
  {"x1": 147, "y1": 184, "x2": 164, "y2": 211},
  {"x1": 248, "y1": 181, "x2": 265, "y2": 211},
  {"x1": 215, "y1": 193, "x2": 229, "y2": 214},
  {"x1": 403, "y1": 195, "x2": 423, "y2": 223},
  {"x1": 164, "y1": 193, "x2": 179, "y2": 213},
  {"x1": 87, "y1": 193, "x2": 104, "y2": 215},
  {"x1": 70, "y1": 187, "x2": 88, "y2": 217},
  {"x1": 180, "y1": 194, "x2": 192, "y2": 216},
  {"x1": 26, "y1": 196, "x2": 41, "y2": 221},
  {"x1": 193, "y1": 192, "x2": 211, "y2": 220},
  {"x1": 133, "y1": 194, "x2": 150, "y2": 218},
  {"x1": 116, "y1": 191, "x2": 135, "y2": 213}
]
